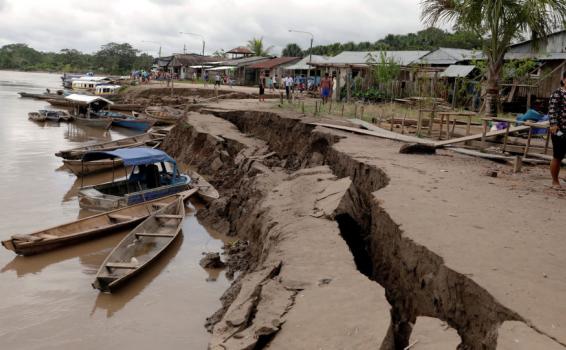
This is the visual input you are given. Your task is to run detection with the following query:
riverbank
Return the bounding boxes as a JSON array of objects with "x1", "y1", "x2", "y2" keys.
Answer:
[{"x1": 153, "y1": 92, "x2": 565, "y2": 349}]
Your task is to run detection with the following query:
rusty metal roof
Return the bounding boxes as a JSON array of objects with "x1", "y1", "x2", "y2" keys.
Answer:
[{"x1": 248, "y1": 57, "x2": 301, "y2": 69}]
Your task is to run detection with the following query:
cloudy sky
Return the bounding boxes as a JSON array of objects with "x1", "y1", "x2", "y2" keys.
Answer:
[{"x1": 0, "y1": 0, "x2": 434, "y2": 56}]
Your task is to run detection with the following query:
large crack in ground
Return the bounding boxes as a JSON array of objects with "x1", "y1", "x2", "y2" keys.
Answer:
[{"x1": 161, "y1": 107, "x2": 562, "y2": 349}]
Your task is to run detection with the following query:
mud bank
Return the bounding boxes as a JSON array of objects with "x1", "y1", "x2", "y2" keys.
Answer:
[{"x1": 161, "y1": 106, "x2": 565, "y2": 349}]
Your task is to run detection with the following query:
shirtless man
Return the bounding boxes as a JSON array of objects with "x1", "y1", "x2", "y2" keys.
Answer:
[{"x1": 320, "y1": 72, "x2": 333, "y2": 104}]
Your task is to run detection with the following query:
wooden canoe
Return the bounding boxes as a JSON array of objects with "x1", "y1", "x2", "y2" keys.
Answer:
[
  {"x1": 56, "y1": 133, "x2": 164, "y2": 160},
  {"x1": 144, "y1": 106, "x2": 185, "y2": 125},
  {"x1": 1, "y1": 190, "x2": 196, "y2": 256},
  {"x1": 189, "y1": 171, "x2": 219, "y2": 203},
  {"x1": 92, "y1": 191, "x2": 191, "y2": 293},
  {"x1": 63, "y1": 158, "x2": 125, "y2": 176}
]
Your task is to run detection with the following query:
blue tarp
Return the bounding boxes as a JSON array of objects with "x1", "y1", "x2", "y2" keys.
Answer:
[{"x1": 82, "y1": 147, "x2": 176, "y2": 166}]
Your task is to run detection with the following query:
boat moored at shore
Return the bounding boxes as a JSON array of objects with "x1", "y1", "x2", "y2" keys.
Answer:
[{"x1": 78, "y1": 147, "x2": 191, "y2": 211}]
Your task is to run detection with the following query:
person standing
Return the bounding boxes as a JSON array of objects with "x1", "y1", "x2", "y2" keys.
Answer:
[
  {"x1": 214, "y1": 73, "x2": 221, "y2": 87},
  {"x1": 258, "y1": 72, "x2": 266, "y2": 102},
  {"x1": 204, "y1": 71, "x2": 209, "y2": 87},
  {"x1": 285, "y1": 75, "x2": 293, "y2": 100},
  {"x1": 549, "y1": 72, "x2": 566, "y2": 188},
  {"x1": 320, "y1": 72, "x2": 332, "y2": 104}
]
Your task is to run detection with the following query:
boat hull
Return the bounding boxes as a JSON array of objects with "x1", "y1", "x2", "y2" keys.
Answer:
[
  {"x1": 111, "y1": 119, "x2": 155, "y2": 132},
  {"x1": 55, "y1": 133, "x2": 164, "y2": 160},
  {"x1": 74, "y1": 117, "x2": 112, "y2": 129},
  {"x1": 0, "y1": 193, "x2": 191, "y2": 256},
  {"x1": 78, "y1": 177, "x2": 191, "y2": 211},
  {"x1": 63, "y1": 159, "x2": 125, "y2": 176}
]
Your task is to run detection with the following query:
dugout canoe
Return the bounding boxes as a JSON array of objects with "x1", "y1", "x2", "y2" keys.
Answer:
[
  {"x1": 1, "y1": 190, "x2": 196, "y2": 256},
  {"x1": 92, "y1": 191, "x2": 191, "y2": 293}
]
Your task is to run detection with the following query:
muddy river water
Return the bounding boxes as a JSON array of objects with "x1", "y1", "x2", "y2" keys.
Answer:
[{"x1": 0, "y1": 71, "x2": 228, "y2": 349}]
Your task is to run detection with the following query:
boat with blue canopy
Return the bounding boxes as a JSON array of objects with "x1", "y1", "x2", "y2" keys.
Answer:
[{"x1": 77, "y1": 147, "x2": 191, "y2": 211}]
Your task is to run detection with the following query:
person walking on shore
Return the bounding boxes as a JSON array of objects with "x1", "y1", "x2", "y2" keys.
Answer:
[
  {"x1": 258, "y1": 72, "x2": 266, "y2": 102},
  {"x1": 285, "y1": 75, "x2": 293, "y2": 100},
  {"x1": 214, "y1": 73, "x2": 221, "y2": 87},
  {"x1": 320, "y1": 72, "x2": 332, "y2": 104},
  {"x1": 204, "y1": 71, "x2": 209, "y2": 87},
  {"x1": 549, "y1": 72, "x2": 566, "y2": 188}
]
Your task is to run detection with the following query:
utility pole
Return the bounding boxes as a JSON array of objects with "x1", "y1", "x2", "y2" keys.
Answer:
[
  {"x1": 288, "y1": 29, "x2": 314, "y2": 85},
  {"x1": 141, "y1": 40, "x2": 162, "y2": 58},
  {"x1": 179, "y1": 32, "x2": 206, "y2": 56}
]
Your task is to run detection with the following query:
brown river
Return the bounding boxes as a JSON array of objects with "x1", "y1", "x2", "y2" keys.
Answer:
[{"x1": 0, "y1": 71, "x2": 229, "y2": 349}]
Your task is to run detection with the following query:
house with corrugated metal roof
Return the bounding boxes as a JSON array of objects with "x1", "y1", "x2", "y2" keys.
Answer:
[
  {"x1": 284, "y1": 55, "x2": 329, "y2": 84},
  {"x1": 246, "y1": 57, "x2": 301, "y2": 85},
  {"x1": 166, "y1": 54, "x2": 219, "y2": 79},
  {"x1": 226, "y1": 47, "x2": 254, "y2": 59},
  {"x1": 205, "y1": 56, "x2": 272, "y2": 85},
  {"x1": 310, "y1": 50, "x2": 429, "y2": 100}
]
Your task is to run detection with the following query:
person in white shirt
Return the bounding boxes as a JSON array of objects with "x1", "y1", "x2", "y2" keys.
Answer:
[{"x1": 285, "y1": 76, "x2": 293, "y2": 100}]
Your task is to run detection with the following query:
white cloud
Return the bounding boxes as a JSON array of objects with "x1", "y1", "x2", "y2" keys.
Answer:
[{"x1": 0, "y1": 0, "x2": 429, "y2": 55}]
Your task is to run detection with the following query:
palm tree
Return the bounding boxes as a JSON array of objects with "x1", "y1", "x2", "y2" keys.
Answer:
[
  {"x1": 282, "y1": 43, "x2": 304, "y2": 57},
  {"x1": 421, "y1": 0, "x2": 566, "y2": 117},
  {"x1": 247, "y1": 37, "x2": 274, "y2": 57}
]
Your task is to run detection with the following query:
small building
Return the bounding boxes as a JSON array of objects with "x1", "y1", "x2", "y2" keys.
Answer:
[
  {"x1": 226, "y1": 47, "x2": 254, "y2": 59},
  {"x1": 505, "y1": 30, "x2": 566, "y2": 106},
  {"x1": 206, "y1": 56, "x2": 272, "y2": 85},
  {"x1": 284, "y1": 55, "x2": 329, "y2": 85},
  {"x1": 311, "y1": 50, "x2": 429, "y2": 100},
  {"x1": 166, "y1": 54, "x2": 219, "y2": 79},
  {"x1": 416, "y1": 48, "x2": 483, "y2": 67},
  {"x1": 247, "y1": 57, "x2": 301, "y2": 84}
]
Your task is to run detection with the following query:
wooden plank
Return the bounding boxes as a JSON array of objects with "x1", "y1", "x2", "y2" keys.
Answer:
[
  {"x1": 155, "y1": 214, "x2": 183, "y2": 219},
  {"x1": 106, "y1": 262, "x2": 139, "y2": 269},
  {"x1": 108, "y1": 214, "x2": 136, "y2": 222},
  {"x1": 435, "y1": 125, "x2": 532, "y2": 147},
  {"x1": 135, "y1": 232, "x2": 177, "y2": 238}
]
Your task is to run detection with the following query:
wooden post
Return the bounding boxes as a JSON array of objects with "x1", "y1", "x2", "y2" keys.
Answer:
[
  {"x1": 417, "y1": 109, "x2": 422, "y2": 137},
  {"x1": 315, "y1": 101, "x2": 318, "y2": 116},
  {"x1": 450, "y1": 117, "x2": 457, "y2": 139},
  {"x1": 346, "y1": 68, "x2": 351, "y2": 102},
  {"x1": 502, "y1": 122, "x2": 511, "y2": 153},
  {"x1": 544, "y1": 128, "x2": 551, "y2": 155},
  {"x1": 354, "y1": 104, "x2": 358, "y2": 119},
  {"x1": 438, "y1": 114, "x2": 445, "y2": 140},
  {"x1": 465, "y1": 115, "x2": 473, "y2": 146},
  {"x1": 390, "y1": 114, "x2": 394, "y2": 131},
  {"x1": 428, "y1": 111, "x2": 434, "y2": 137},
  {"x1": 523, "y1": 126, "x2": 533, "y2": 157},
  {"x1": 329, "y1": 100, "x2": 333, "y2": 114},
  {"x1": 526, "y1": 88, "x2": 532, "y2": 111},
  {"x1": 401, "y1": 111, "x2": 407, "y2": 135},
  {"x1": 302, "y1": 101, "x2": 305, "y2": 114},
  {"x1": 360, "y1": 105, "x2": 364, "y2": 119},
  {"x1": 452, "y1": 78, "x2": 458, "y2": 109},
  {"x1": 481, "y1": 119, "x2": 488, "y2": 148},
  {"x1": 341, "y1": 103, "x2": 345, "y2": 117}
]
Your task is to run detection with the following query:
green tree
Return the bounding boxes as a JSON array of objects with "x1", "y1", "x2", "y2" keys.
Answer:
[
  {"x1": 367, "y1": 51, "x2": 401, "y2": 84},
  {"x1": 246, "y1": 37, "x2": 273, "y2": 57},
  {"x1": 282, "y1": 43, "x2": 303, "y2": 57},
  {"x1": 421, "y1": 0, "x2": 566, "y2": 117},
  {"x1": 94, "y1": 42, "x2": 139, "y2": 74}
]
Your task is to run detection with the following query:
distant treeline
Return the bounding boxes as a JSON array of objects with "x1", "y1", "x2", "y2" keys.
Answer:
[
  {"x1": 0, "y1": 42, "x2": 153, "y2": 75},
  {"x1": 282, "y1": 28, "x2": 485, "y2": 57}
]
